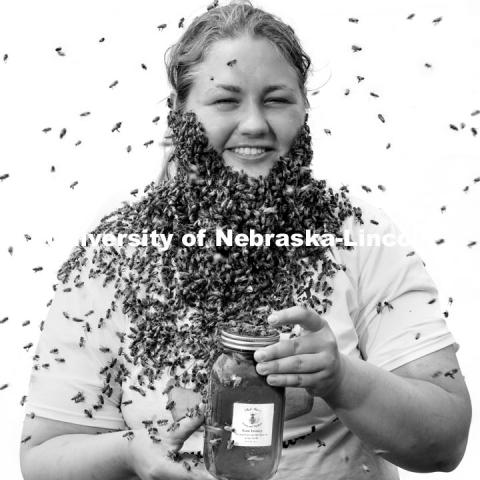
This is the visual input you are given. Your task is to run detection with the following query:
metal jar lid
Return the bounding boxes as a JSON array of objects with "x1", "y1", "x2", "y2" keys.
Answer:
[{"x1": 219, "y1": 329, "x2": 280, "y2": 351}]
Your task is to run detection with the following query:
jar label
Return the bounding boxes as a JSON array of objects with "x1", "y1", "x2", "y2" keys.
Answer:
[{"x1": 230, "y1": 403, "x2": 274, "y2": 447}]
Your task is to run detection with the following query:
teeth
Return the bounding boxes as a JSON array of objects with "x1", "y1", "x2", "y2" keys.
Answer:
[{"x1": 231, "y1": 147, "x2": 267, "y2": 156}]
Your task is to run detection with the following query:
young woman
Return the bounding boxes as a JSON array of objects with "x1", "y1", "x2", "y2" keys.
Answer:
[{"x1": 20, "y1": 2, "x2": 471, "y2": 480}]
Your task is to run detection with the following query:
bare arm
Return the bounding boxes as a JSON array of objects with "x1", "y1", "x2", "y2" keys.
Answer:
[
  {"x1": 323, "y1": 345, "x2": 472, "y2": 473},
  {"x1": 20, "y1": 417, "x2": 136, "y2": 480}
]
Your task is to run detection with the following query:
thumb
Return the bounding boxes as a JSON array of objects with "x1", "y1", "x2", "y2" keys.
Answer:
[{"x1": 167, "y1": 403, "x2": 206, "y2": 448}]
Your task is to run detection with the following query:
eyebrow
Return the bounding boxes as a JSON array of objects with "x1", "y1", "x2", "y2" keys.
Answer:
[{"x1": 207, "y1": 84, "x2": 294, "y2": 94}]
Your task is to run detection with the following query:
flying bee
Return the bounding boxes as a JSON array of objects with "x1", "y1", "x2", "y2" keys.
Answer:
[
  {"x1": 370, "y1": 92, "x2": 379, "y2": 98},
  {"x1": 70, "y1": 181, "x2": 79, "y2": 189},
  {"x1": 407, "y1": 13, "x2": 415, "y2": 20},
  {"x1": 126, "y1": 145, "x2": 132, "y2": 153},
  {"x1": 344, "y1": 89, "x2": 350, "y2": 96},
  {"x1": 449, "y1": 124, "x2": 458, "y2": 131},
  {"x1": 157, "y1": 24, "x2": 167, "y2": 30},
  {"x1": 59, "y1": 128, "x2": 67, "y2": 139},
  {"x1": 144, "y1": 140, "x2": 154, "y2": 147},
  {"x1": 227, "y1": 59, "x2": 237, "y2": 67},
  {"x1": 130, "y1": 189, "x2": 138, "y2": 196},
  {"x1": 20, "y1": 395, "x2": 27, "y2": 406},
  {"x1": 424, "y1": 63, "x2": 432, "y2": 68},
  {"x1": 348, "y1": 17, "x2": 359, "y2": 23},
  {"x1": 141, "y1": 63, "x2": 147, "y2": 70},
  {"x1": 386, "y1": 143, "x2": 391, "y2": 149},
  {"x1": 1, "y1": 317, "x2": 8, "y2": 324},
  {"x1": 24, "y1": 234, "x2": 32, "y2": 241},
  {"x1": 448, "y1": 297, "x2": 453, "y2": 306},
  {"x1": 109, "y1": 80, "x2": 118, "y2": 89},
  {"x1": 21, "y1": 436, "x2": 32, "y2": 444},
  {"x1": 33, "y1": 266, "x2": 43, "y2": 272},
  {"x1": 316, "y1": 439, "x2": 326, "y2": 447},
  {"x1": 370, "y1": 219, "x2": 379, "y2": 225},
  {"x1": 361, "y1": 185, "x2": 372, "y2": 193},
  {"x1": 3, "y1": 53, "x2": 8, "y2": 62},
  {"x1": 467, "y1": 241, "x2": 477, "y2": 248},
  {"x1": 51, "y1": 165, "x2": 55, "y2": 172},
  {"x1": 75, "y1": 140, "x2": 81, "y2": 146},
  {"x1": 472, "y1": 127, "x2": 478, "y2": 136},
  {"x1": 178, "y1": 17, "x2": 185, "y2": 28},
  {"x1": 42, "y1": 127, "x2": 51, "y2": 133},
  {"x1": 432, "y1": 16, "x2": 443, "y2": 25},
  {"x1": 112, "y1": 122, "x2": 122, "y2": 133},
  {"x1": 351, "y1": 45, "x2": 362, "y2": 52},
  {"x1": 356, "y1": 75, "x2": 365, "y2": 83},
  {"x1": 152, "y1": 116, "x2": 160, "y2": 123},
  {"x1": 463, "y1": 186, "x2": 469, "y2": 192},
  {"x1": 427, "y1": 298, "x2": 436, "y2": 305},
  {"x1": 79, "y1": 336, "x2": 85, "y2": 347},
  {"x1": 22, "y1": 320, "x2": 30, "y2": 327},
  {"x1": 440, "y1": 205, "x2": 446, "y2": 213},
  {"x1": 80, "y1": 111, "x2": 91, "y2": 117},
  {"x1": 323, "y1": 128, "x2": 331, "y2": 135},
  {"x1": 23, "y1": 342, "x2": 34, "y2": 351},
  {"x1": 435, "y1": 238, "x2": 445, "y2": 245},
  {"x1": 378, "y1": 113, "x2": 385, "y2": 123}
]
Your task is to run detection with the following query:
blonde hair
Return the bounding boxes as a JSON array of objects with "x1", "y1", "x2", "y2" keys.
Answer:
[{"x1": 158, "y1": 0, "x2": 312, "y2": 184}]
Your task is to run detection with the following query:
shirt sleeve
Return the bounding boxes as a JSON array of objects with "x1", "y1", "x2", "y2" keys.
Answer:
[
  {"x1": 23, "y1": 245, "x2": 127, "y2": 429},
  {"x1": 351, "y1": 201, "x2": 457, "y2": 371}
]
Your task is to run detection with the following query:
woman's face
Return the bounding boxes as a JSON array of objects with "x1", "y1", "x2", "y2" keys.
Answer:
[{"x1": 184, "y1": 34, "x2": 307, "y2": 178}]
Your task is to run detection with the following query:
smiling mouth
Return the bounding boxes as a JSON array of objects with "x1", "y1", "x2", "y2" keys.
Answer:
[{"x1": 224, "y1": 149, "x2": 274, "y2": 162}]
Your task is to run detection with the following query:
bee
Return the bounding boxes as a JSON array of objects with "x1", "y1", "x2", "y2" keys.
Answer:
[
  {"x1": 55, "y1": 47, "x2": 65, "y2": 56},
  {"x1": 126, "y1": 145, "x2": 132, "y2": 153},
  {"x1": 207, "y1": 0, "x2": 219, "y2": 10},
  {"x1": 29, "y1": 412, "x2": 35, "y2": 419},
  {"x1": 370, "y1": 92, "x2": 379, "y2": 98},
  {"x1": 444, "y1": 368, "x2": 458, "y2": 379},
  {"x1": 55, "y1": 358, "x2": 66, "y2": 363},
  {"x1": 3, "y1": 53, "x2": 8, "y2": 62},
  {"x1": 50, "y1": 348, "x2": 59, "y2": 354},
  {"x1": 427, "y1": 298, "x2": 436, "y2": 305},
  {"x1": 415, "y1": 333, "x2": 421, "y2": 340},
  {"x1": 24, "y1": 234, "x2": 32, "y2": 241},
  {"x1": 178, "y1": 17, "x2": 185, "y2": 28},
  {"x1": 152, "y1": 116, "x2": 160, "y2": 124},
  {"x1": 448, "y1": 297, "x2": 453, "y2": 306},
  {"x1": 122, "y1": 400, "x2": 133, "y2": 406},
  {"x1": 463, "y1": 186, "x2": 469, "y2": 192},
  {"x1": 109, "y1": 80, "x2": 119, "y2": 89},
  {"x1": 449, "y1": 124, "x2": 458, "y2": 131},
  {"x1": 361, "y1": 185, "x2": 372, "y2": 193},
  {"x1": 141, "y1": 63, "x2": 147, "y2": 70},
  {"x1": 467, "y1": 241, "x2": 477, "y2": 248},
  {"x1": 165, "y1": 400, "x2": 175, "y2": 410},
  {"x1": 74, "y1": 140, "x2": 82, "y2": 147},
  {"x1": 71, "y1": 392, "x2": 85, "y2": 403},
  {"x1": 157, "y1": 24, "x2": 167, "y2": 31},
  {"x1": 150, "y1": 435, "x2": 162, "y2": 444},
  {"x1": 323, "y1": 128, "x2": 331, "y2": 135},
  {"x1": 70, "y1": 181, "x2": 79, "y2": 189},
  {"x1": 443, "y1": 311, "x2": 449, "y2": 318},
  {"x1": 99, "y1": 346, "x2": 110, "y2": 354},
  {"x1": 1, "y1": 317, "x2": 9, "y2": 324},
  {"x1": 316, "y1": 439, "x2": 326, "y2": 447},
  {"x1": 32, "y1": 266, "x2": 43, "y2": 273},
  {"x1": 440, "y1": 205, "x2": 446, "y2": 213},
  {"x1": 370, "y1": 219, "x2": 379, "y2": 225},
  {"x1": 51, "y1": 165, "x2": 55, "y2": 172},
  {"x1": 378, "y1": 113, "x2": 385, "y2": 123},
  {"x1": 112, "y1": 122, "x2": 122, "y2": 133},
  {"x1": 227, "y1": 59, "x2": 237, "y2": 67},
  {"x1": 386, "y1": 143, "x2": 391, "y2": 149},
  {"x1": 344, "y1": 89, "x2": 350, "y2": 96},
  {"x1": 473, "y1": 177, "x2": 480, "y2": 183},
  {"x1": 435, "y1": 238, "x2": 445, "y2": 245},
  {"x1": 23, "y1": 342, "x2": 34, "y2": 351},
  {"x1": 432, "y1": 16, "x2": 443, "y2": 25},
  {"x1": 80, "y1": 111, "x2": 91, "y2": 117},
  {"x1": 42, "y1": 127, "x2": 51, "y2": 133},
  {"x1": 383, "y1": 301, "x2": 394, "y2": 311},
  {"x1": 362, "y1": 464, "x2": 370, "y2": 473},
  {"x1": 472, "y1": 127, "x2": 478, "y2": 136},
  {"x1": 144, "y1": 140, "x2": 154, "y2": 148},
  {"x1": 424, "y1": 63, "x2": 432, "y2": 68},
  {"x1": 21, "y1": 436, "x2": 32, "y2": 444},
  {"x1": 22, "y1": 320, "x2": 30, "y2": 327},
  {"x1": 377, "y1": 185, "x2": 386, "y2": 192},
  {"x1": 351, "y1": 45, "x2": 362, "y2": 52},
  {"x1": 59, "y1": 128, "x2": 67, "y2": 139},
  {"x1": 356, "y1": 76, "x2": 365, "y2": 83},
  {"x1": 72, "y1": 317, "x2": 84, "y2": 323},
  {"x1": 130, "y1": 189, "x2": 139, "y2": 196},
  {"x1": 348, "y1": 17, "x2": 359, "y2": 23},
  {"x1": 40, "y1": 321, "x2": 45, "y2": 331},
  {"x1": 84, "y1": 409, "x2": 93, "y2": 418},
  {"x1": 406, "y1": 13, "x2": 415, "y2": 20}
]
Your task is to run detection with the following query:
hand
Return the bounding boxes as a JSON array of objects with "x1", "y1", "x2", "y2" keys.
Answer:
[
  {"x1": 253, "y1": 306, "x2": 346, "y2": 400},
  {"x1": 126, "y1": 412, "x2": 213, "y2": 480}
]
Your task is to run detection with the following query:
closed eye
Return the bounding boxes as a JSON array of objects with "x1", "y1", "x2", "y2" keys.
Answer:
[{"x1": 214, "y1": 98, "x2": 290, "y2": 104}]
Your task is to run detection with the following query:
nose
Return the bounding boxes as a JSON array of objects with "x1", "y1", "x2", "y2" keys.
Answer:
[{"x1": 237, "y1": 100, "x2": 269, "y2": 136}]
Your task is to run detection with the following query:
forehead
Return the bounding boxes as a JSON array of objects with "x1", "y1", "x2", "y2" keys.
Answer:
[{"x1": 192, "y1": 34, "x2": 300, "y2": 92}]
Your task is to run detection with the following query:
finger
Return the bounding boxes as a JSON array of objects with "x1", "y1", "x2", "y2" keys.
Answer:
[
  {"x1": 167, "y1": 403, "x2": 205, "y2": 447},
  {"x1": 265, "y1": 371, "x2": 325, "y2": 388},
  {"x1": 256, "y1": 352, "x2": 325, "y2": 376},
  {"x1": 254, "y1": 330, "x2": 330, "y2": 362},
  {"x1": 268, "y1": 306, "x2": 326, "y2": 333}
]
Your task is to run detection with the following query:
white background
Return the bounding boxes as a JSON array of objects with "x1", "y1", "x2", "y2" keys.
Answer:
[{"x1": 0, "y1": 0, "x2": 479, "y2": 478}]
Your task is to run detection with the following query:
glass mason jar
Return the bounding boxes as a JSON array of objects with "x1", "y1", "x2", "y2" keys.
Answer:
[{"x1": 204, "y1": 328, "x2": 286, "y2": 480}]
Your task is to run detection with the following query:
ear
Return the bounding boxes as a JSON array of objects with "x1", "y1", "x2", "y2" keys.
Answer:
[{"x1": 168, "y1": 91, "x2": 178, "y2": 110}]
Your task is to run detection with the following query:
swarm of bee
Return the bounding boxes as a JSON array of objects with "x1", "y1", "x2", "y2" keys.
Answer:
[{"x1": 56, "y1": 108, "x2": 363, "y2": 406}]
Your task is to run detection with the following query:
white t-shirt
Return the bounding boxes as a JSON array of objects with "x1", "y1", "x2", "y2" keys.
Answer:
[{"x1": 24, "y1": 196, "x2": 456, "y2": 480}]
